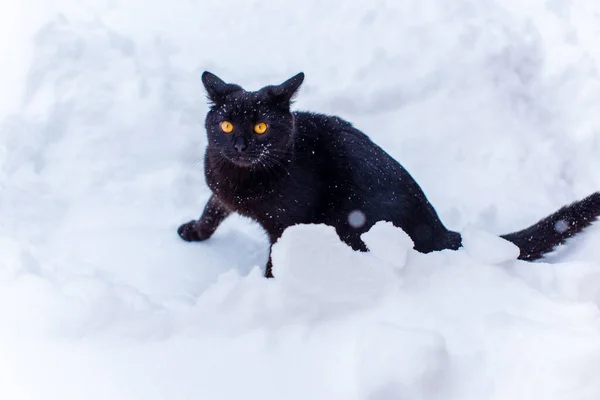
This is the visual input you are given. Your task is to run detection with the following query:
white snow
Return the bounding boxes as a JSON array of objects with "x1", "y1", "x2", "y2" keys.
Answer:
[{"x1": 2, "y1": 0, "x2": 600, "y2": 399}]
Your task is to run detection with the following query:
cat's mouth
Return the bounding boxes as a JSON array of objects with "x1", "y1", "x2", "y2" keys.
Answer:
[{"x1": 220, "y1": 152, "x2": 261, "y2": 167}]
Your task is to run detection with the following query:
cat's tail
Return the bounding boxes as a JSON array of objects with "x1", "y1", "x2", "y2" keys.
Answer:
[{"x1": 500, "y1": 192, "x2": 600, "y2": 261}]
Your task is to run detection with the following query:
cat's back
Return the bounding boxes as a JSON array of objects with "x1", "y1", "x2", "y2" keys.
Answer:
[
  {"x1": 293, "y1": 111, "x2": 355, "y2": 144},
  {"x1": 292, "y1": 111, "x2": 405, "y2": 180},
  {"x1": 291, "y1": 110, "x2": 429, "y2": 221}
]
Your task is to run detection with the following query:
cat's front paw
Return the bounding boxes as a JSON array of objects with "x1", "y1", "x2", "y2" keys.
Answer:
[{"x1": 177, "y1": 221, "x2": 211, "y2": 242}]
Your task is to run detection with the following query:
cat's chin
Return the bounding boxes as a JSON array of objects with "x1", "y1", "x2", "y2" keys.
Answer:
[
  {"x1": 232, "y1": 160, "x2": 256, "y2": 168},
  {"x1": 221, "y1": 153, "x2": 260, "y2": 168}
]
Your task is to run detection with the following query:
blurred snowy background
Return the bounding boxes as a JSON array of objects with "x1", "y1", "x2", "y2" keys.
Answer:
[{"x1": 1, "y1": 0, "x2": 600, "y2": 399}]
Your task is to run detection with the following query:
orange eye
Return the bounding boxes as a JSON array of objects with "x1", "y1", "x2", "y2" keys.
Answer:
[
  {"x1": 220, "y1": 121, "x2": 233, "y2": 133},
  {"x1": 254, "y1": 122, "x2": 268, "y2": 135}
]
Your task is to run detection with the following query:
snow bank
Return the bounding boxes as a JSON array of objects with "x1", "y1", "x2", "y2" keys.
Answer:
[
  {"x1": 1, "y1": 0, "x2": 600, "y2": 399},
  {"x1": 2, "y1": 223, "x2": 600, "y2": 399}
]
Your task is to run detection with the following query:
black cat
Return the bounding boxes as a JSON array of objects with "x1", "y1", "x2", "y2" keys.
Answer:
[{"x1": 178, "y1": 71, "x2": 600, "y2": 278}]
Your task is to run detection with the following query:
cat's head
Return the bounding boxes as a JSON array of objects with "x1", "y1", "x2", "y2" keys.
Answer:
[{"x1": 201, "y1": 71, "x2": 304, "y2": 168}]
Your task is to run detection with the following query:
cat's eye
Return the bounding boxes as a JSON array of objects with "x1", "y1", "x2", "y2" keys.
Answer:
[
  {"x1": 220, "y1": 121, "x2": 233, "y2": 133},
  {"x1": 254, "y1": 122, "x2": 268, "y2": 135}
]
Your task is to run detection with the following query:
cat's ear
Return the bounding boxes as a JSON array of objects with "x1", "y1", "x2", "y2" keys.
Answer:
[
  {"x1": 202, "y1": 71, "x2": 242, "y2": 105},
  {"x1": 267, "y1": 72, "x2": 305, "y2": 107}
]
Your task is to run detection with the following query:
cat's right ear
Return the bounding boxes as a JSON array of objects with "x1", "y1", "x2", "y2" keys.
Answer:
[
  {"x1": 201, "y1": 71, "x2": 241, "y2": 104},
  {"x1": 267, "y1": 72, "x2": 305, "y2": 107}
]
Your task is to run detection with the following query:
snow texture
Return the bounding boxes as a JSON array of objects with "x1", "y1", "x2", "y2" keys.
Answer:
[{"x1": 1, "y1": 0, "x2": 600, "y2": 399}]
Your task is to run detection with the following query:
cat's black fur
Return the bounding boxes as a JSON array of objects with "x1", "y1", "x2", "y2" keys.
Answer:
[{"x1": 178, "y1": 71, "x2": 600, "y2": 278}]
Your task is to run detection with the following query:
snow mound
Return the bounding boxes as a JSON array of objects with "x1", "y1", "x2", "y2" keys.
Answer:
[
  {"x1": 273, "y1": 223, "x2": 401, "y2": 306},
  {"x1": 461, "y1": 227, "x2": 520, "y2": 264},
  {"x1": 3, "y1": 222, "x2": 600, "y2": 399}
]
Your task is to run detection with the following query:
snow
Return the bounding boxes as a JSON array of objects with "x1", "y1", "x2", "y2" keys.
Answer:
[
  {"x1": 461, "y1": 227, "x2": 520, "y2": 264},
  {"x1": 1, "y1": 0, "x2": 600, "y2": 399}
]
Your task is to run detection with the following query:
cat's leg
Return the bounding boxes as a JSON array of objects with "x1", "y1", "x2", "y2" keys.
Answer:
[
  {"x1": 336, "y1": 226, "x2": 369, "y2": 252},
  {"x1": 265, "y1": 256, "x2": 274, "y2": 279},
  {"x1": 178, "y1": 195, "x2": 231, "y2": 242},
  {"x1": 264, "y1": 229, "x2": 285, "y2": 278}
]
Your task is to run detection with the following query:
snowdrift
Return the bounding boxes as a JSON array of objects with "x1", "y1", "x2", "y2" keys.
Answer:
[{"x1": 1, "y1": 0, "x2": 600, "y2": 399}]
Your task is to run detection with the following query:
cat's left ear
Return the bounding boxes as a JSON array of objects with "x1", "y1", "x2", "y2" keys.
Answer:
[{"x1": 268, "y1": 72, "x2": 305, "y2": 107}]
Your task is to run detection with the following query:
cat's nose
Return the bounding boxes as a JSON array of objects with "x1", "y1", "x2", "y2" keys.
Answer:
[{"x1": 234, "y1": 141, "x2": 247, "y2": 153}]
